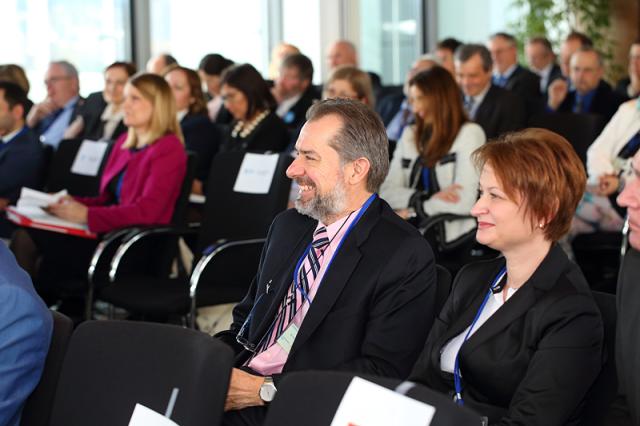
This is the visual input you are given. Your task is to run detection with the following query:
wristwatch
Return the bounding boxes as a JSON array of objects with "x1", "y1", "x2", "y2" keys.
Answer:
[{"x1": 259, "y1": 376, "x2": 277, "y2": 403}]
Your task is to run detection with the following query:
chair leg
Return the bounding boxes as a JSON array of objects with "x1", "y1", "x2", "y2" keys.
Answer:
[
  {"x1": 189, "y1": 297, "x2": 196, "y2": 329},
  {"x1": 84, "y1": 286, "x2": 94, "y2": 321}
]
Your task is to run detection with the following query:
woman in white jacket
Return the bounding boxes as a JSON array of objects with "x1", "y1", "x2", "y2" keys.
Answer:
[
  {"x1": 573, "y1": 98, "x2": 640, "y2": 234},
  {"x1": 380, "y1": 66, "x2": 486, "y2": 243}
]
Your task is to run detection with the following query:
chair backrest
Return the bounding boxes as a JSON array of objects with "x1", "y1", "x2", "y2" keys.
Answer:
[
  {"x1": 48, "y1": 321, "x2": 233, "y2": 426},
  {"x1": 527, "y1": 113, "x2": 607, "y2": 165},
  {"x1": 197, "y1": 150, "x2": 293, "y2": 255},
  {"x1": 264, "y1": 371, "x2": 483, "y2": 426},
  {"x1": 435, "y1": 264, "x2": 452, "y2": 316},
  {"x1": 20, "y1": 311, "x2": 74, "y2": 426},
  {"x1": 45, "y1": 139, "x2": 114, "y2": 196},
  {"x1": 579, "y1": 290, "x2": 617, "y2": 426},
  {"x1": 170, "y1": 150, "x2": 199, "y2": 228},
  {"x1": 38, "y1": 144, "x2": 55, "y2": 190}
]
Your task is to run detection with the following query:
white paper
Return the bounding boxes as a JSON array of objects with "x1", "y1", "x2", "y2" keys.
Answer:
[
  {"x1": 128, "y1": 404, "x2": 179, "y2": 426},
  {"x1": 70, "y1": 140, "x2": 109, "y2": 176},
  {"x1": 330, "y1": 377, "x2": 435, "y2": 426},
  {"x1": 16, "y1": 188, "x2": 68, "y2": 209},
  {"x1": 9, "y1": 206, "x2": 88, "y2": 230},
  {"x1": 233, "y1": 153, "x2": 279, "y2": 194},
  {"x1": 189, "y1": 194, "x2": 206, "y2": 204}
]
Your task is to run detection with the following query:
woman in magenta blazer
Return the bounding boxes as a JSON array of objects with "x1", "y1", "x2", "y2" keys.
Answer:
[{"x1": 13, "y1": 73, "x2": 187, "y2": 310}]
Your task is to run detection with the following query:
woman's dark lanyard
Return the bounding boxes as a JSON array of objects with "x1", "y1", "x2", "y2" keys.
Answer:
[
  {"x1": 453, "y1": 266, "x2": 507, "y2": 406},
  {"x1": 236, "y1": 193, "x2": 378, "y2": 352}
]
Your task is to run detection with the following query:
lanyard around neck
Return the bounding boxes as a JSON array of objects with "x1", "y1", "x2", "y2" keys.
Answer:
[{"x1": 453, "y1": 266, "x2": 506, "y2": 406}]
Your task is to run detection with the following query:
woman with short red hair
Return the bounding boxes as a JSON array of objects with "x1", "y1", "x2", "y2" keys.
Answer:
[{"x1": 410, "y1": 128, "x2": 604, "y2": 425}]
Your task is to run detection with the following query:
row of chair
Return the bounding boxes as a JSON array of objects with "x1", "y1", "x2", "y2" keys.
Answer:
[{"x1": 21, "y1": 267, "x2": 617, "y2": 426}]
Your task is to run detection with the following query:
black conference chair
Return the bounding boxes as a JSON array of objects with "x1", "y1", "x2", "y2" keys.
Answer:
[
  {"x1": 421, "y1": 213, "x2": 498, "y2": 278},
  {"x1": 527, "y1": 113, "x2": 607, "y2": 166},
  {"x1": 20, "y1": 311, "x2": 73, "y2": 426},
  {"x1": 96, "y1": 150, "x2": 293, "y2": 326},
  {"x1": 48, "y1": 321, "x2": 234, "y2": 426},
  {"x1": 435, "y1": 264, "x2": 452, "y2": 317},
  {"x1": 580, "y1": 291, "x2": 618, "y2": 426},
  {"x1": 263, "y1": 371, "x2": 483, "y2": 426},
  {"x1": 82, "y1": 151, "x2": 199, "y2": 319},
  {"x1": 45, "y1": 138, "x2": 114, "y2": 197}
]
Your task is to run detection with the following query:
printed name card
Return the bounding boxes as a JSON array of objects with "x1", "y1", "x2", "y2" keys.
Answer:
[
  {"x1": 233, "y1": 153, "x2": 279, "y2": 194},
  {"x1": 330, "y1": 377, "x2": 435, "y2": 426},
  {"x1": 71, "y1": 140, "x2": 109, "y2": 176},
  {"x1": 128, "y1": 404, "x2": 179, "y2": 426}
]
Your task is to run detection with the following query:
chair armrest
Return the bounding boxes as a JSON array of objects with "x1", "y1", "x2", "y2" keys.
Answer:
[
  {"x1": 87, "y1": 227, "x2": 142, "y2": 286},
  {"x1": 420, "y1": 213, "x2": 476, "y2": 252},
  {"x1": 108, "y1": 226, "x2": 197, "y2": 282},
  {"x1": 189, "y1": 238, "x2": 266, "y2": 299}
]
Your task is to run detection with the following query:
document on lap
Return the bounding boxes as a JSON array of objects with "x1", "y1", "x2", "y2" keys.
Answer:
[
  {"x1": 330, "y1": 377, "x2": 436, "y2": 426},
  {"x1": 6, "y1": 188, "x2": 96, "y2": 239},
  {"x1": 128, "y1": 404, "x2": 179, "y2": 426}
]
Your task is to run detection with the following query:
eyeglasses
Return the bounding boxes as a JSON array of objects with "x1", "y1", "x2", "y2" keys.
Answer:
[{"x1": 44, "y1": 76, "x2": 71, "y2": 86}]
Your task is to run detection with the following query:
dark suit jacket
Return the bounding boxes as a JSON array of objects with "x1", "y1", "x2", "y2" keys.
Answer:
[
  {"x1": 0, "y1": 127, "x2": 44, "y2": 203},
  {"x1": 614, "y1": 76, "x2": 637, "y2": 101},
  {"x1": 279, "y1": 86, "x2": 317, "y2": 131},
  {"x1": 222, "y1": 111, "x2": 290, "y2": 153},
  {"x1": 546, "y1": 64, "x2": 563, "y2": 92},
  {"x1": 474, "y1": 85, "x2": 527, "y2": 140},
  {"x1": 410, "y1": 244, "x2": 604, "y2": 425},
  {"x1": 616, "y1": 248, "x2": 640, "y2": 425},
  {"x1": 376, "y1": 91, "x2": 405, "y2": 127},
  {"x1": 181, "y1": 112, "x2": 221, "y2": 182},
  {"x1": 217, "y1": 197, "x2": 437, "y2": 384},
  {"x1": 505, "y1": 65, "x2": 543, "y2": 117},
  {"x1": 78, "y1": 91, "x2": 127, "y2": 141},
  {"x1": 556, "y1": 80, "x2": 626, "y2": 122}
]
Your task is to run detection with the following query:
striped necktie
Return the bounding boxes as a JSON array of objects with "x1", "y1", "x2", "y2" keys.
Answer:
[{"x1": 256, "y1": 226, "x2": 330, "y2": 353}]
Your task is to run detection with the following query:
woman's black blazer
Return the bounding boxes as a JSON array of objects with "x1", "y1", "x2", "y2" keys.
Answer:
[{"x1": 410, "y1": 244, "x2": 604, "y2": 425}]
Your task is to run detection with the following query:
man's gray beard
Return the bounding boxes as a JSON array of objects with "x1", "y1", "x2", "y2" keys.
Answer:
[{"x1": 294, "y1": 180, "x2": 347, "y2": 223}]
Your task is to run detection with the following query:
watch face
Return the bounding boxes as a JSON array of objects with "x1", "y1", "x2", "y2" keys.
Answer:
[{"x1": 260, "y1": 383, "x2": 277, "y2": 402}]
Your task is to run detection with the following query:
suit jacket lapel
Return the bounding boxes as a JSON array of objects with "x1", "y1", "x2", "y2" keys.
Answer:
[
  {"x1": 288, "y1": 197, "x2": 381, "y2": 356},
  {"x1": 251, "y1": 221, "x2": 316, "y2": 342},
  {"x1": 461, "y1": 244, "x2": 569, "y2": 356}
]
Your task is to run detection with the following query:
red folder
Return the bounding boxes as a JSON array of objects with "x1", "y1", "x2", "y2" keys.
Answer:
[{"x1": 6, "y1": 206, "x2": 97, "y2": 239}]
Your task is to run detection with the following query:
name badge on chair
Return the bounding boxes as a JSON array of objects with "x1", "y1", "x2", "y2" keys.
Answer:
[{"x1": 277, "y1": 323, "x2": 299, "y2": 354}]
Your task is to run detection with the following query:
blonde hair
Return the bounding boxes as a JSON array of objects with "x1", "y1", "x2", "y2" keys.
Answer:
[
  {"x1": 324, "y1": 65, "x2": 375, "y2": 109},
  {"x1": 123, "y1": 73, "x2": 184, "y2": 149}
]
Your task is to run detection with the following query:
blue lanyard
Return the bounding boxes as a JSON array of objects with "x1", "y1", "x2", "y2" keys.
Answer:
[
  {"x1": 453, "y1": 266, "x2": 506, "y2": 406},
  {"x1": 421, "y1": 166, "x2": 430, "y2": 191},
  {"x1": 293, "y1": 193, "x2": 377, "y2": 304},
  {"x1": 236, "y1": 193, "x2": 377, "y2": 352}
]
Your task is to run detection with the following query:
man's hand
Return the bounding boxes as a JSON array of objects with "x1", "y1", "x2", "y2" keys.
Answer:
[
  {"x1": 26, "y1": 99, "x2": 57, "y2": 128},
  {"x1": 547, "y1": 78, "x2": 568, "y2": 110},
  {"x1": 0, "y1": 198, "x2": 9, "y2": 211},
  {"x1": 432, "y1": 184, "x2": 462, "y2": 203},
  {"x1": 224, "y1": 368, "x2": 266, "y2": 411},
  {"x1": 45, "y1": 196, "x2": 88, "y2": 224}
]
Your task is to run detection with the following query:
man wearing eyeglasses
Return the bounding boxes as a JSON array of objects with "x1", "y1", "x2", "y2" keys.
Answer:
[
  {"x1": 26, "y1": 60, "x2": 83, "y2": 148},
  {"x1": 217, "y1": 99, "x2": 436, "y2": 426}
]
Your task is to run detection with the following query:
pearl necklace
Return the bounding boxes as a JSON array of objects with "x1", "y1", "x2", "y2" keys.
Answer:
[{"x1": 231, "y1": 109, "x2": 270, "y2": 138}]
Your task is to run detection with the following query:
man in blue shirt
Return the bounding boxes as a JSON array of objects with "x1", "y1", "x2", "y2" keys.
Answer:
[
  {"x1": 26, "y1": 60, "x2": 83, "y2": 148},
  {"x1": 0, "y1": 242, "x2": 52, "y2": 426}
]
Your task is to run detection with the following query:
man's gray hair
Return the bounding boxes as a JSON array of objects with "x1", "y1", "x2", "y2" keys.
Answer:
[
  {"x1": 455, "y1": 44, "x2": 493, "y2": 72},
  {"x1": 305, "y1": 99, "x2": 389, "y2": 193},
  {"x1": 50, "y1": 60, "x2": 79, "y2": 79}
]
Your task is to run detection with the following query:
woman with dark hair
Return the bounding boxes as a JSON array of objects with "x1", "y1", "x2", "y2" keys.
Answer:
[
  {"x1": 380, "y1": 66, "x2": 485, "y2": 242},
  {"x1": 410, "y1": 128, "x2": 603, "y2": 425},
  {"x1": 198, "y1": 53, "x2": 234, "y2": 123},
  {"x1": 165, "y1": 65, "x2": 221, "y2": 194},
  {"x1": 66, "y1": 61, "x2": 137, "y2": 141},
  {"x1": 219, "y1": 63, "x2": 290, "y2": 153}
]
